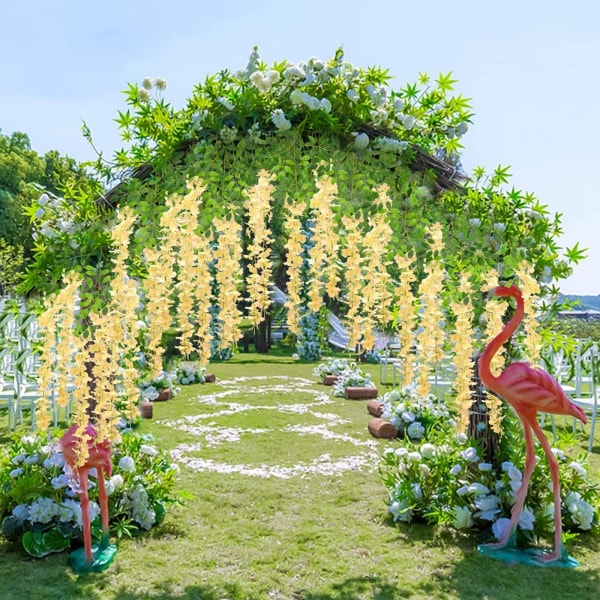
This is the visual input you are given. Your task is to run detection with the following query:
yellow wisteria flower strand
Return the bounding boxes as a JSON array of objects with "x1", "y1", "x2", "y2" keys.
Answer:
[
  {"x1": 515, "y1": 261, "x2": 542, "y2": 367},
  {"x1": 213, "y1": 214, "x2": 243, "y2": 351},
  {"x1": 191, "y1": 231, "x2": 214, "y2": 366},
  {"x1": 415, "y1": 223, "x2": 447, "y2": 397},
  {"x1": 449, "y1": 273, "x2": 476, "y2": 432},
  {"x1": 35, "y1": 272, "x2": 82, "y2": 432},
  {"x1": 109, "y1": 206, "x2": 141, "y2": 421},
  {"x1": 393, "y1": 254, "x2": 417, "y2": 387},
  {"x1": 480, "y1": 268, "x2": 504, "y2": 432},
  {"x1": 361, "y1": 184, "x2": 395, "y2": 349},
  {"x1": 172, "y1": 178, "x2": 207, "y2": 358},
  {"x1": 244, "y1": 170, "x2": 275, "y2": 328},
  {"x1": 341, "y1": 214, "x2": 364, "y2": 350},
  {"x1": 307, "y1": 174, "x2": 340, "y2": 313},
  {"x1": 283, "y1": 199, "x2": 307, "y2": 336}
]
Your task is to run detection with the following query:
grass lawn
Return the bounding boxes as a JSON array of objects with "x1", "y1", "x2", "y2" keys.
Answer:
[{"x1": 1, "y1": 353, "x2": 599, "y2": 599}]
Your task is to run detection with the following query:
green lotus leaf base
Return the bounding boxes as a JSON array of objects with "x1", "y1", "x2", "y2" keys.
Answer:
[
  {"x1": 70, "y1": 543, "x2": 117, "y2": 574},
  {"x1": 477, "y1": 542, "x2": 578, "y2": 569}
]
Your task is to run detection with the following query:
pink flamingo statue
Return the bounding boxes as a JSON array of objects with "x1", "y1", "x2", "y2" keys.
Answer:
[
  {"x1": 59, "y1": 424, "x2": 117, "y2": 572},
  {"x1": 478, "y1": 284, "x2": 586, "y2": 567}
]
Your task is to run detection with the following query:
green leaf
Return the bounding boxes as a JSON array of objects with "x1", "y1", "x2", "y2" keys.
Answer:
[
  {"x1": 565, "y1": 242, "x2": 587, "y2": 264},
  {"x1": 22, "y1": 527, "x2": 72, "y2": 558}
]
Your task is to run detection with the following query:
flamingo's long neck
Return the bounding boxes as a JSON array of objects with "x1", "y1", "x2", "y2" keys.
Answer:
[{"x1": 479, "y1": 288, "x2": 525, "y2": 389}]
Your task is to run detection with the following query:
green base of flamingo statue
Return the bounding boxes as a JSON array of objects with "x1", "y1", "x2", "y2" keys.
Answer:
[{"x1": 476, "y1": 285, "x2": 586, "y2": 568}]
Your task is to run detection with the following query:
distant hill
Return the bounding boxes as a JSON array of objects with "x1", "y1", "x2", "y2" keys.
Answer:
[{"x1": 560, "y1": 294, "x2": 600, "y2": 311}]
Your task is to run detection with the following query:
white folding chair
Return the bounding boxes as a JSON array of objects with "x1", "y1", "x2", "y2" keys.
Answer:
[{"x1": 570, "y1": 343, "x2": 598, "y2": 453}]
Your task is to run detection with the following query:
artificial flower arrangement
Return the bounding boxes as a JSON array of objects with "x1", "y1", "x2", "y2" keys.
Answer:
[
  {"x1": 379, "y1": 385, "x2": 452, "y2": 441},
  {"x1": 0, "y1": 430, "x2": 183, "y2": 557},
  {"x1": 331, "y1": 364, "x2": 376, "y2": 397},
  {"x1": 138, "y1": 370, "x2": 180, "y2": 401},
  {"x1": 379, "y1": 406, "x2": 599, "y2": 547},
  {"x1": 312, "y1": 357, "x2": 354, "y2": 380},
  {"x1": 176, "y1": 363, "x2": 207, "y2": 385}
]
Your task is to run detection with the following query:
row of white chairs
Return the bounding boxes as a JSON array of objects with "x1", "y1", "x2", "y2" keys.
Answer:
[
  {"x1": 0, "y1": 348, "x2": 73, "y2": 432},
  {"x1": 542, "y1": 342, "x2": 598, "y2": 452}
]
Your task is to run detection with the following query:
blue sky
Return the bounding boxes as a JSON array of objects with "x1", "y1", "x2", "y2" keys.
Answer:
[{"x1": 1, "y1": 0, "x2": 598, "y2": 294}]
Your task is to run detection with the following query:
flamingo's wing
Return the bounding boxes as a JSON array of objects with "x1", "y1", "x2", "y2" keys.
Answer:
[{"x1": 499, "y1": 362, "x2": 565, "y2": 412}]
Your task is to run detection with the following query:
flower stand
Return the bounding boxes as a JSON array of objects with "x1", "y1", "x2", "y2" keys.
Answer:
[
  {"x1": 139, "y1": 402, "x2": 153, "y2": 419},
  {"x1": 368, "y1": 417, "x2": 397, "y2": 439},
  {"x1": 366, "y1": 400, "x2": 383, "y2": 417},
  {"x1": 156, "y1": 388, "x2": 172, "y2": 401},
  {"x1": 323, "y1": 375, "x2": 340, "y2": 386},
  {"x1": 344, "y1": 386, "x2": 378, "y2": 400}
]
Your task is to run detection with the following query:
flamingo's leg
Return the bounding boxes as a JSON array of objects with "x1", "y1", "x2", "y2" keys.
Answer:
[
  {"x1": 485, "y1": 419, "x2": 537, "y2": 549},
  {"x1": 78, "y1": 468, "x2": 94, "y2": 563},
  {"x1": 96, "y1": 466, "x2": 110, "y2": 549},
  {"x1": 531, "y1": 420, "x2": 567, "y2": 563}
]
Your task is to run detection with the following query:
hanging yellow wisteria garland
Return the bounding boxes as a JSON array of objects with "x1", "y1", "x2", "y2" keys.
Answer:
[
  {"x1": 244, "y1": 170, "x2": 275, "y2": 328},
  {"x1": 480, "y1": 268, "x2": 504, "y2": 433},
  {"x1": 415, "y1": 223, "x2": 447, "y2": 397},
  {"x1": 393, "y1": 253, "x2": 417, "y2": 388},
  {"x1": 283, "y1": 199, "x2": 307, "y2": 336},
  {"x1": 307, "y1": 174, "x2": 340, "y2": 313},
  {"x1": 212, "y1": 214, "x2": 243, "y2": 351},
  {"x1": 341, "y1": 214, "x2": 365, "y2": 351},
  {"x1": 515, "y1": 261, "x2": 542, "y2": 367},
  {"x1": 449, "y1": 273, "x2": 476, "y2": 433}
]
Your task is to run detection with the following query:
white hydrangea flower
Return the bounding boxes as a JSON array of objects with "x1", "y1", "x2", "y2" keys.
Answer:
[
  {"x1": 568, "y1": 461, "x2": 587, "y2": 477},
  {"x1": 271, "y1": 109, "x2": 291, "y2": 132},
  {"x1": 519, "y1": 506, "x2": 536, "y2": 530},
  {"x1": 218, "y1": 97, "x2": 234, "y2": 111},
  {"x1": 250, "y1": 71, "x2": 272, "y2": 94},
  {"x1": 474, "y1": 494, "x2": 500, "y2": 520},
  {"x1": 265, "y1": 70, "x2": 280, "y2": 85},
  {"x1": 468, "y1": 482, "x2": 490, "y2": 496},
  {"x1": 393, "y1": 96, "x2": 405, "y2": 112},
  {"x1": 407, "y1": 451, "x2": 422, "y2": 462},
  {"x1": 389, "y1": 499, "x2": 412, "y2": 522},
  {"x1": 347, "y1": 89, "x2": 360, "y2": 103},
  {"x1": 284, "y1": 64, "x2": 305, "y2": 80},
  {"x1": 402, "y1": 115, "x2": 416, "y2": 130},
  {"x1": 140, "y1": 444, "x2": 158, "y2": 457},
  {"x1": 118, "y1": 456, "x2": 136, "y2": 473},
  {"x1": 110, "y1": 474, "x2": 124, "y2": 490},
  {"x1": 407, "y1": 421, "x2": 425, "y2": 440},
  {"x1": 28, "y1": 497, "x2": 60, "y2": 524},
  {"x1": 352, "y1": 132, "x2": 369, "y2": 150},
  {"x1": 492, "y1": 517, "x2": 511, "y2": 540},
  {"x1": 461, "y1": 447, "x2": 479, "y2": 462},
  {"x1": 420, "y1": 443, "x2": 436, "y2": 459},
  {"x1": 12, "y1": 504, "x2": 29, "y2": 521},
  {"x1": 319, "y1": 98, "x2": 332, "y2": 113}
]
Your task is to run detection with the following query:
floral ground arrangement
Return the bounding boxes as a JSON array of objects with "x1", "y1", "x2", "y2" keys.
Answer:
[{"x1": 1, "y1": 356, "x2": 599, "y2": 600}]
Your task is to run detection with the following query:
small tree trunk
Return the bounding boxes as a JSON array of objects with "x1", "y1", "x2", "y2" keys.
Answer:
[{"x1": 254, "y1": 310, "x2": 272, "y2": 353}]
